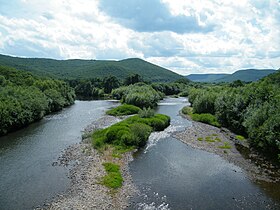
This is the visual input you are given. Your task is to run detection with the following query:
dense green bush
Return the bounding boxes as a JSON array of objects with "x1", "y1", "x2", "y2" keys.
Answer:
[
  {"x1": 0, "y1": 66, "x2": 75, "y2": 135},
  {"x1": 138, "y1": 107, "x2": 155, "y2": 118},
  {"x1": 112, "y1": 84, "x2": 162, "y2": 108},
  {"x1": 106, "y1": 104, "x2": 141, "y2": 116},
  {"x1": 92, "y1": 114, "x2": 170, "y2": 149},
  {"x1": 191, "y1": 113, "x2": 221, "y2": 127},
  {"x1": 187, "y1": 71, "x2": 280, "y2": 160}
]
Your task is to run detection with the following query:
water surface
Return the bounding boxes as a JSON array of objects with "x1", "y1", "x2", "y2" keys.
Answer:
[
  {"x1": 0, "y1": 100, "x2": 117, "y2": 210},
  {"x1": 128, "y1": 97, "x2": 279, "y2": 210}
]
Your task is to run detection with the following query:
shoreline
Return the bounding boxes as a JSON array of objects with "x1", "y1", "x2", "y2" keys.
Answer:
[
  {"x1": 40, "y1": 115, "x2": 138, "y2": 210},
  {"x1": 174, "y1": 112, "x2": 280, "y2": 183},
  {"x1": 40, "y1": 108, "x2": 280, "y2": 209}
]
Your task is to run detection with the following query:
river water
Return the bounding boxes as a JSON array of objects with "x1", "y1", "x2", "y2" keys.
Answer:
[
  {"x1": 128, "y1": 97, "x2": 280, "y2": 210},
  {"x1": 1, "y1": 98, "x2": 279, "y2": 210},
  {"x1": 0, "y1": 100, "x2": 118, "y2": 210}
]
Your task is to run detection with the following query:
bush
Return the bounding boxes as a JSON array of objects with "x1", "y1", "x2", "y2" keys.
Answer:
[
  {"x1": 138, "y1": 107, "x2": 155, "y2": 118},
  {"x1": 113, "y1": 84, "x2": 162, "y2": 108},
  {"x1": 191, "y1": 113, "x2": 221, "y2": 127},
  {"x1": 106, "y1": 104, "x2": 141, "y2": 116},
  {"x1": 92, "y1": 113, "x2": 170, "y2": 149},
  {"x1": 182, "y1": 106, "x2": 193, "y2": 115}
]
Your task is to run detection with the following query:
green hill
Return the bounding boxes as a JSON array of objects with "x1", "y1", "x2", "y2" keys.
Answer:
[
  {"x1": 215, "y1": 69, "x2": 277, "y2": 82},
  {"x1": 186, "y1": 74, "x2": 229, "y2": 82},
  {"x1": 0, "y1": 54, "x2": 183, "y2": 82},
  {"x1": 186, "y1": 69, "x2": 277, "y2": 83}
]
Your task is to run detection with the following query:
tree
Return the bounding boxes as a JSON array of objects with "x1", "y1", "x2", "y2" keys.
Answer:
[{"x1": 103, "y1": 76, "x2": 120, "y2": 94}]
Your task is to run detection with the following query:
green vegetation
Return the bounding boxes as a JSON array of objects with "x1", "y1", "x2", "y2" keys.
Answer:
[
  {"x1": 106, "y1": 104, "x2": 141, "y2": 116},
  {"x1": 197, "y1": 136, "x2": 221, "y2": 143},
  {"x1": 138, "y1": 107, "x2": 155, "y2": 118},
  {"x1": 218, "y1": 142, "x2": 232, "y2": 149},
  {"x1": 0, "y1": 54, "x2": 183, "y2": 82},
  {"x1": 236, "y1": 135, "x2": 245, "y2": 141},
  {"x1": 112, "y1": 83, "x2": 163, "y2": 108},
  {"x1": 187, "y1": 70, "x2": 280, "y2": 161},
  {"x1": 191, "y1": 113, "x2": 221, "y2": 127},
  {"x1": 186, "y1": 69, "x2": 276, "y2": 83},
  {"x1": 0, "y1": 66, "x2": 75, "y2": 135},
  {"x1": 102, "y1": 163, "x2": 123, "y2": 189},
  {"x1": 182, "y1": 105, "x2": 220, "y2": 127},
  {"x1": 92, "y1": 114, "x2": 170, "y2": 150}
]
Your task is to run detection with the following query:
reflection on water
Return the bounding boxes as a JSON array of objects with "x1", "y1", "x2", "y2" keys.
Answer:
[
  {"x1": 0, "y1": 100, "x2": 118, "y2": 210},
  {"x1": 128, "y1": 97, "x2": 279, "y2": 210}
]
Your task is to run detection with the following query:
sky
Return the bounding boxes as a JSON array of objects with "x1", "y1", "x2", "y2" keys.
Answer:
[{"x1": 0, "y1": 0, "x2": 279, "y2": 75}]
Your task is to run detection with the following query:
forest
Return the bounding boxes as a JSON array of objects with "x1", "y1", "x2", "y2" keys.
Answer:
[
  {"x1": 0, "y1": 66, "x2": 75, "y2": 135},
  {"x1": 187, "y1": 71, "x2": 280, "y2": 161}
]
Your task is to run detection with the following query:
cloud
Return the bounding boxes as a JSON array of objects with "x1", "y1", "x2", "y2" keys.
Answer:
[
  {"x1": 98, "y1": 0, "x2": 214, "y2": 34},
  {"x1": 0, "y1": 0, "x2": 279, "y2": 75}
]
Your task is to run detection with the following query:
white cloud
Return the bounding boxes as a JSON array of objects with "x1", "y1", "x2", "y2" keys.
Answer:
[{"x1": 0, "y1": 0, "x2": 279, "y2": 74}]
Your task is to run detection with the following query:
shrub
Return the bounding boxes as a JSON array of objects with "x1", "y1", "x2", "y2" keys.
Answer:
[
  {"x1": 106, "y1": 104, "x2": 141, "y2": 116},
  {"x1": 92, "y1": 114, "x2": 170, "y2": 149},
  {"x1": 191, "y1": 113, "x2": 221, "y2": 127},
  {"x1": 182, "y1": 106, "x2": 193, "y2": 115},
  {"x1": 138, "y1": 107, "x2": 155, "y2": 118}
]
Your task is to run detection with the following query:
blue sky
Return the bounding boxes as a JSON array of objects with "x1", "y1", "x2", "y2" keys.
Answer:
[{"x1": 0, "y1": 0, "x2": 279, "y2": 75}]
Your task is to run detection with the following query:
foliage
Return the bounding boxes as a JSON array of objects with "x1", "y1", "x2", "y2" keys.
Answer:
[
  {"x1": 124, "y1": 74, "x2": 143, "y2": 85},
  {"x1": 92, "y1": 114, "x2": 170, "y2": 150},
  {"x1": 0, "y1": 66, "x2": 75, "y2": 135},
  {"x1": 187, "y1": 71, "x2": 280, "y2": 160},
  {"x1": 113, "y1": 84, "x2": 163, "y2": 108},
  {"x1": 236, "y1": 135, "x2": 245, "y2": 141},
  {"x1": 102, "y1": 163, "x2": 123, "y2": 189},
  {"x1": 106, "y1": 104, "x2": 141, "y2": 116},
  {"x1": 138, "y1": 107, "x2": 155, "y2": 118},
  {"x1": 191, "y1": 113, "x2": 221, "y2": 127},
  {"x1": 103, "y1": 76, "x2": 120, "y2": 94}
]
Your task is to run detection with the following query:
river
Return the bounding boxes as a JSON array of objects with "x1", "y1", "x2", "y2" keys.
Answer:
[
  {"x1": 0, "y1": 98, "x2": 279, "y2": 210},
  {"x1": 128, "y1": 97, "x2": 280, "y2": 210},
  {"x1": 0, "y1": 100, "x2": 118, "y2": 210}
]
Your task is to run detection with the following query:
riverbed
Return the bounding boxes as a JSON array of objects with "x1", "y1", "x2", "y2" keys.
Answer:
[{"x1": 0, "y1": 98, "x2": 279, "y2": 210}]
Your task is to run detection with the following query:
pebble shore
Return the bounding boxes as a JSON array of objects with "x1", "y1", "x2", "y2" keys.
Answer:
[
  {"x1": 40, "y1": 115, "x2": 137, "y2": 210},
  {"x1": 174, "y1": 113, "x2": 280, "y2": 183}
]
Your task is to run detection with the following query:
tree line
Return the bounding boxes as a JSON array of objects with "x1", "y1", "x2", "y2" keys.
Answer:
[
  {"x1": 188, "y1": 72, "x2": 280, "y2": 161},
  {"x1": 0, "y1": 66, "x2": 75, "y2": 135}
]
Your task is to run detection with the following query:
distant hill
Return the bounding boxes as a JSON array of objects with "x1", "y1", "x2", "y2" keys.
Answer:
[
  {"x1": 186, "y1": 74, "x2": 229, "y2": 82},
  {"x1": 0, "y1": 54, "x2": 183, "y2": 82},
  {"x1": 186, "y1": 69, "x2": 277, "y2": 83}
]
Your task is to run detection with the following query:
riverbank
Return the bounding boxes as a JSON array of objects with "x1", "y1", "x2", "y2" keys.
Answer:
[
  {"x1": 174, "y1": 112, "x2": 280, "y2": 183},
  {"x1": 40, "y1": 115, "x2": 137, "y2": 210}
]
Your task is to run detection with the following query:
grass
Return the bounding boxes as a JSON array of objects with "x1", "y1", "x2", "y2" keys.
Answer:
[
  {"x1": 197, "y1": 137, "x2": 203, "y2": 141},
  {"x1": 181, "y1": 106, "x2": 221, "y2": 128},
  {"x1": 102, "y1": 162, "x2": 123, "y2": 189},
  {"x1": 106, "y1": 104, "x2": 141, "y2": 116},
  {"x1": 112, "y1": 146, "x2": 135, "y2": 158},
  {"x1": 191, "y1": 113, "x2": 221, "y2": 127},
  {"x1": 218, "y1": 142, "x2": 232, "y2": 149},
  {"x1": 205, "y1": 136, "x2": 215, "y2": 142},
  {"x1": 236, "y1": 135, "x2": 245, "y2": 141},
  {"x1": 197, "y1": 135, "x2": 221, "y2": 143}
]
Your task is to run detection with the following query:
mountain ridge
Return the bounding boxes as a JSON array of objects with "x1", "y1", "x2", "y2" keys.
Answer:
[
  {"x1": 186, "y1": 69, "x2": 277, "y2": 83},
  {"x1": 0, "y1": 54, "x2": 183, "y2": 82}
]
